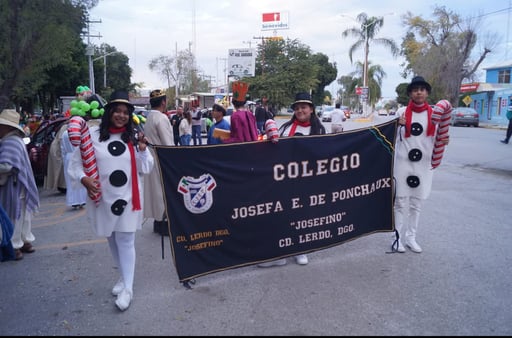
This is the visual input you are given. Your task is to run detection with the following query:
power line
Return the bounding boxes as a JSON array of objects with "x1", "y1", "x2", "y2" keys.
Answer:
[{"x1": 472, "y1": 6, "x2": 512, "y2": 19}]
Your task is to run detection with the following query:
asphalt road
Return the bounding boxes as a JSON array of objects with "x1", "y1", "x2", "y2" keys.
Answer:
[{"x1": 1, "y1": 118, "x2": 511, "y2": 335}]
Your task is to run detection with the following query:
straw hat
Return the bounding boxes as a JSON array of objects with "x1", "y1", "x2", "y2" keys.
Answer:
[{"x1": 0, "y1": 109, "x2": 25, "y2": 134}]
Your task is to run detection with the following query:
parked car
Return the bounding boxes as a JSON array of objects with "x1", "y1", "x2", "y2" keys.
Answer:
[
  {"x1": 26, "y1": 116, "x2": 69, "y2": 183},
  {"x1": 321, "y1": 106, "x2": 335, "y2": 122},
  {"x1": 451, "y1": 107, "x2": 479, "y2": 127}
]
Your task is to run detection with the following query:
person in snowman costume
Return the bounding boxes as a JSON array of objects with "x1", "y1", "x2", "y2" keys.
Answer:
[{"x1": 68, "y1": 90, "x2": 154, "y2": 311}]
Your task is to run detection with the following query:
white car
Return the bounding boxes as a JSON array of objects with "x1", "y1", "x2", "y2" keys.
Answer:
[{"x1": 321, "y1": 106, "x2": 335, "y2": 122}]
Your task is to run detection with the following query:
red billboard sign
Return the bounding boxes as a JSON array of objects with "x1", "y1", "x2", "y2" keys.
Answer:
[
  {"x1": 262, "y1": 12, "x2": 280, "y2": 22},
  {"x1": 460, "y1": 83, "x2": 479, "y2": 93}
]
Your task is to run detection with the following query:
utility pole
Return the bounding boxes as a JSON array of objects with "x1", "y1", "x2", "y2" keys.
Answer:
[
  {"x1": 93, "y1": 50, "x2": 120, "y2": 89},
  {"x1": 175, "y1": 42, "x2": 179, "y2": 109},
  {"x1": 218, "y1": 57, "x2": 228, "y2": 91},
  {"x1": 84, "y1": 19, "x2": 102, "y2": 93}
]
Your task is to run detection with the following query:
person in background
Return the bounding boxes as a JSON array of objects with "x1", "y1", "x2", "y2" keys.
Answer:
[
  {"x1": 0, "y1": 109, "x2": 40, "y2": 261},
  {"x1": 254, "y1": 96, "x2": 271, "y2": 134},
  {"x1": 0, "y1": 202, "x2": 15, "y2": 261},
  {"x1": 207, "y1": 104, "x2": 230, "y2": 145},
  {"x1": 61, "y1": 92, "x2": 104, "y2": 210},
  {"x1": 190, "y1": 105, "x2": 202, "y2": 146},
  {"x1": 143, "y1": 89, "x2": 174, "y2": 235},
  {"x1": 222, "y1": 81, "x2": 259, "y2": 144},
  {"x1": 43, "y1": 120, "x2": 67, "y2": 194},
  {"x1": 179, "y1": 110, "x2": 192, "y2": 146},
  {"x1": 330, "y1": 102, "x2": 346, "y2": 133},
  {"x1": 67, "y1": 90, "x2": 154, "y2": 311},
  {"x1": 392, "y1": 76, "x2": 450, "y2": 253},
  {"x1": 259, "y1": 92, "x2": 326, "y2": 268},
  {"x1": 170, "y1": 106, "x2": 183, "y2": 146},
  {"x1": 500, "y1": 100, "x2": 512, "y2": 144},
  {"x1": 60, "y1": 121, "x2": 87, "y2": 209}
]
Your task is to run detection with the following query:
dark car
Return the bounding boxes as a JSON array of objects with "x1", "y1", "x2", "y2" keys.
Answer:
[
  {"x1": 26, "y1": 116, "x2": 69, "y2": 183},
  {"x1": 451, "y1": 107, "x2": 479, "y2": 127}
]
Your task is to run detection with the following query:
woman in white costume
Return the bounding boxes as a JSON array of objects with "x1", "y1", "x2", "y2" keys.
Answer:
[{"x1": 68, "y1": 90, "x2": 153, "y2": 311}]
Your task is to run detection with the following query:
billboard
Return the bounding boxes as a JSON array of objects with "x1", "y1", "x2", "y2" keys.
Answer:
[
  {"x1": 227, "y1": 48, "x2": 256, "y2": 78},
  {"x1": 261, "y1": 11, "x2": 289, "y2": 31}
]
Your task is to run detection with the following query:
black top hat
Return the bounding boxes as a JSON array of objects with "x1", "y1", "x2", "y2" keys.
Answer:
[
  {"x1": 104, "y1": 90, "x2": 134, "y2": 113},
  {"x1": 291, "y1": 92, "x2": 314, "y2": 110},
  {"x1": 407, "y1": 76, "x2": 432, "y2": 94}
]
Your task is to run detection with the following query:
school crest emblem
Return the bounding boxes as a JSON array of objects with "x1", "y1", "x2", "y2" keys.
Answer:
[{"x1": 177, "y1": 174, "x2": 217, "y2": 214}]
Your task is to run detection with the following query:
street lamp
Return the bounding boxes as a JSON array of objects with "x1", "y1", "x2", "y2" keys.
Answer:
[{"x1": 93, "y1": 51, "x2": 121, "y2": 89}]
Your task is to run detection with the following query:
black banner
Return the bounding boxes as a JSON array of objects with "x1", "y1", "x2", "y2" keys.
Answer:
[{"x1": 154, "y1": 119, "x2": 397, "y2": 282}]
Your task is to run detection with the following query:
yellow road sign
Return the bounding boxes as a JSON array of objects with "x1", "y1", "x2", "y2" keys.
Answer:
[{"x1": 463, "y1": 95, "x2": 472, "y2": 106}]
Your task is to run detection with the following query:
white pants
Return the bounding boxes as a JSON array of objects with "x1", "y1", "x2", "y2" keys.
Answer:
[
  {"x1": 11, "y1": 201, "x2": 35, "y2": 250},
  {"x1": 107, "y1": 232, "x2": 136, "y2": 293},
  {"x1": 394, "y1": 196, "x2": 422, "y2": 242},
  {"x1": 331, "y1": 124, "x2": 343, "y2": 133}
]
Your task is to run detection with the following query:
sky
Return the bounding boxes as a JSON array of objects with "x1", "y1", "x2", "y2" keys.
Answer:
[{"x1": 87, "y1": 0, "x2": 512, "y2": 100}]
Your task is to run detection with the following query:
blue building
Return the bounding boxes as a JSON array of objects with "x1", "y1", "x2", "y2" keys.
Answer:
[{"x1": 464, "y1": 61, "x2": 512, "y2": 126}]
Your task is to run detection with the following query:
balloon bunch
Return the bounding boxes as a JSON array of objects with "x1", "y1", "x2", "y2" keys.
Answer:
[
  {"x1": 69, "y1": 99, "x2": 105, "y2": 118},
  {"x1": 76, "y1": 85, "x2": 92, "y2": 100},
  {"x1": 132, "y1": 113, "x2": 146, "y2": 125},
  {"x1": 69, "y1": 86, "x2": 104, "y2": 119}
]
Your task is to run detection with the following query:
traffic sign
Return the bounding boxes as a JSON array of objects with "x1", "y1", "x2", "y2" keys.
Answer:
[{"x1": 462, "y1": 95, "x2": 472, "y2": 107}]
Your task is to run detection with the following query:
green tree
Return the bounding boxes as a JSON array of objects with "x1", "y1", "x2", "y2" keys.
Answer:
[
  {"x1": 395, "y1": 83, "x2": 409, "y2": 106},
  {"x1": 0, "y1": 0, "x2": 95, "y2": 112},
  {"x1": 400, "y1": 6, "x2": 495, "y2": 104},
  {"x1": 336, "y1": 75, "x2": 360, "y2": 110},
  {"x1": 247, "y1": 38, "x2": 334, "y2": 109},
  {"x1": 349, "y1": 60, "x2": 386, "y2": 108},
  {"x1": 310, "y1": 53, "x2": 337, "y2": 106},
  {"x1": 93, "y1": 43, "x2": 133, "y2": 97}
]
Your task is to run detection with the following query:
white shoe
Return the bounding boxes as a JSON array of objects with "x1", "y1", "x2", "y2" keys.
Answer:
[
  {"x1": 112, "y1": 279, "x2": 125, "y2": 296},
  {"x1": 115, "y1": 289, "x2": 132, "y2": 311},
  {"x1": 396, "y1": 240, "x2": 406, "y2": 253},
  {"x1": 405, "y1": 238, "x2": 422, "y2": 253},
  {"x1": 294, "y1": 254, "x2": 308, "y2": 265},
  {"x1": 258, "y1": 259, "x2": 287, "y2": 268}
]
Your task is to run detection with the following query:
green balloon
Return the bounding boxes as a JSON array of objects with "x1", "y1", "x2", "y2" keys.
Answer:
[
  {"x1": 70, "y1": 100, "x2": 78, "y2": 108},
  {"x1": 90, "y1": 101, "x2": 99, "y2": 110},
  {"x1": 99, "y1": 108, "x2": 104, "y2": 116},
  {"x1": 70, "y1": 107, "x2": 80, "y2": 115},
  {"x1": 82, "y1": 102, "x2": 90, "y2": 111},
  {"x1": 91, "y1": 109, "x2": 100, "y2": 118},
  {"x1": 79, "y1": 109, "x2": 86, "y2": 116}
]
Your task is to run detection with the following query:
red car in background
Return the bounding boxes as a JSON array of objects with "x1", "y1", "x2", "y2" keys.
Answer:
[{"x1": 26, "y1": 116, "x2": 69, "y2": 184}]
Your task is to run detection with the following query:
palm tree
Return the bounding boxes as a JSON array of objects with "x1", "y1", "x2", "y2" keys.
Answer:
[
  {"x1": 349, "y1": 61, "x2": 386, "y2": 108},
  {"x1": 341, "y1": 12, "x2": 399, "y2": 104}
]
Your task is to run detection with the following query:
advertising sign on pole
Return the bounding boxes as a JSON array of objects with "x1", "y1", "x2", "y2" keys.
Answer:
[
  {"x1": 227, "y1": 48, "x2": 256, "y2": 78},
  {"x1": 261, "y1": 11, "x2": 290, "y2": 31}
]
